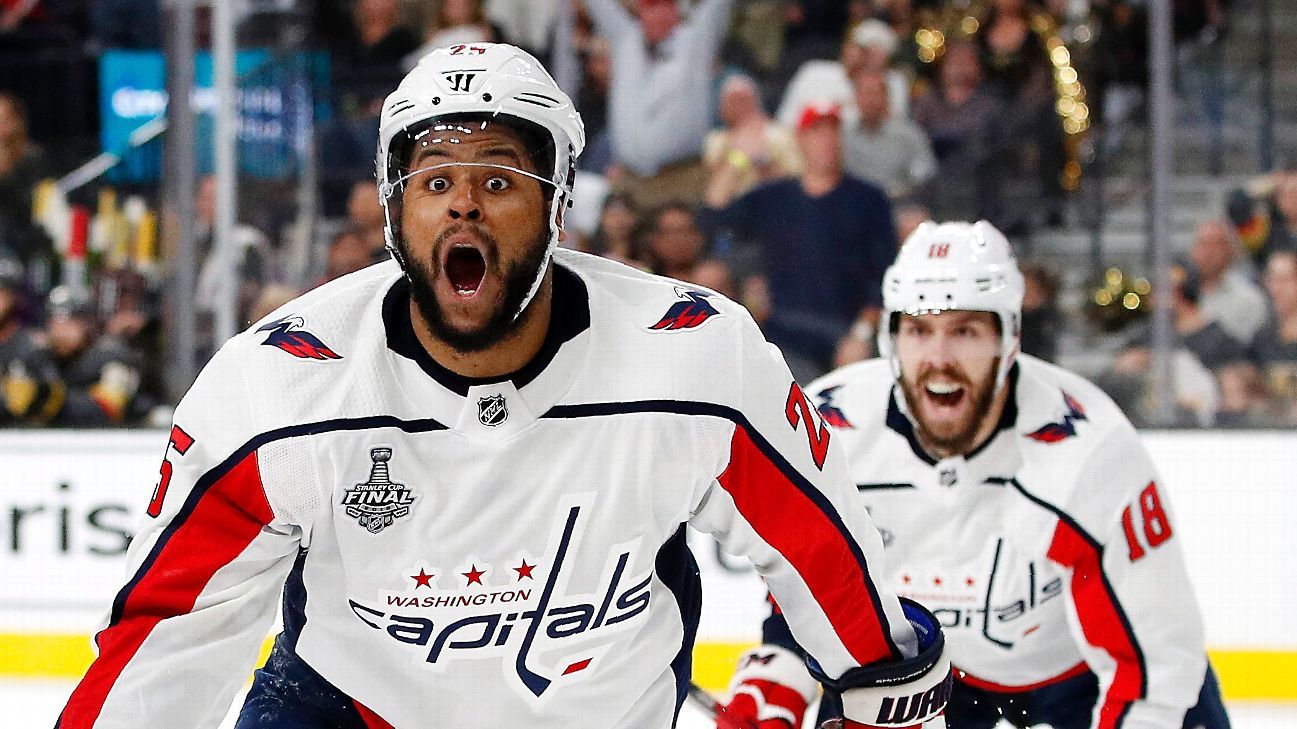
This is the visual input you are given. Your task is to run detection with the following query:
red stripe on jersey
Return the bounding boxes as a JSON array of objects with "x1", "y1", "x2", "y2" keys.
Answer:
[
  {"x1": 1047, "y1": 520, "x2": 1144, "y2": 729},
  {"x1": 955, "y1": 660, "x2": 1090, "y2": 693},
  {"x1": 355, "y1": 700, "x2": 396, "y2": 728},
  {"x1": 59, "y1": 452, "x2": 272, "y2": 728},
  {"x1": 718, "y1": 426, "x2": 895, "y2": 665}
]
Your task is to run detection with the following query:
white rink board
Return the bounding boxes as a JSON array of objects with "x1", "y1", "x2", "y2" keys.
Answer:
[{"x1": 1, "y1": 429, "x2": 1294, "y2": 650}]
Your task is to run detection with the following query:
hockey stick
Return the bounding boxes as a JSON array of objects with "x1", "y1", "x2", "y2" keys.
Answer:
[{"x1": 686, "y1": 680, "x2": 722, "y2": 717}]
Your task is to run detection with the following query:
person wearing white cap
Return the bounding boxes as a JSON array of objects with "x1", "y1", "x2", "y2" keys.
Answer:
[{"x1": 776, "y1": 19, "x2": 911, "y2": 131}]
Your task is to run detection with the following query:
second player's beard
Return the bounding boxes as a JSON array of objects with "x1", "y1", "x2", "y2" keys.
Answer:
[
  {"x1": 899, "y1": 360, "x2": 999, "y2": 458},
  {"x1": 400, "y1": 224, "x2": 549, "y2": 354}
]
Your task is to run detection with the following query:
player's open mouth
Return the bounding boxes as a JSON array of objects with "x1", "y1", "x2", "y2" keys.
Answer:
[
  {"x1": 924, "y1": 381, "x2": 965, "y2": 408},
  {"x1": 445, "y1": 245, "x2": 487, "y2": 299}
]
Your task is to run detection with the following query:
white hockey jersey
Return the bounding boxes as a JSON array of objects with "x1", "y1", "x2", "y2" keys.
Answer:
[
  {"x1": 58, "y1": 250, "x2": 916, "y2": 729},
  {"x1": 803, "y1": 356, "x2": 1209, "y2": 729}
]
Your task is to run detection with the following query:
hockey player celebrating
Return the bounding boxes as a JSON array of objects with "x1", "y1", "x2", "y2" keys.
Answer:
[
  {"x1": 722, "y1": 221, "x2": 1230, "y2": 729},
  {"x1": 56, "y1": 44, "x2": 949, "y2": 729}
]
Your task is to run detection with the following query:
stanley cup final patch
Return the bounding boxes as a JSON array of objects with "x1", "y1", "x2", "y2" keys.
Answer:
[{"x1": 342, "y1": 447, "x2": 417, "y2": 534}]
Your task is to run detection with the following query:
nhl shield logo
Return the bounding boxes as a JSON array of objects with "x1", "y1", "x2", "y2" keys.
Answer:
[
  {"x1": 342, "y1": 448, "x2": 416, "y2": 534},
  {"x1": 478, "y1": 394, "x2": 508, "y2": 427}
]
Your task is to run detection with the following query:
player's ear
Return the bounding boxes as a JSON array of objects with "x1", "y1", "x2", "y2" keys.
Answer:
[{"x1": 554, "y1": 197, "x2": 567, "y2": 242}]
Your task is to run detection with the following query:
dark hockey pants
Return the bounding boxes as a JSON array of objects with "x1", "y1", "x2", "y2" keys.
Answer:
[
  {"x1": 816, "y1": 662, "x2": 1230, "y2": 728},
  {"x1": 235, "y1": 635, "x2": 390, "y2": 729},
  {"x1": 940, "y1": 662, "x2": 1230, "y2": 729}
]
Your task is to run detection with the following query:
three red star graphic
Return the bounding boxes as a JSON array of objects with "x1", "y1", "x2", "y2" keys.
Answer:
[
  {"x1": 513, "y1": 560, "x2": 536, "y2": 581},
  {"x1": 462, "y1": 564, "x2": 487, "y2": 586},
  {"x1": 410, "y1": 568, "x2": 435, "y2": 588}
]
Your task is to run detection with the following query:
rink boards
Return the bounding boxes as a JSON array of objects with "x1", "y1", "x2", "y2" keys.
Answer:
[{"x1": 1, "y1": 429, "x2": 1293, "y2": 699}]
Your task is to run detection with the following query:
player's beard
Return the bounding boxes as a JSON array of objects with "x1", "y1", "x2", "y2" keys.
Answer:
[
  {"x1": 400, "y1": 224, "x2": 549, "y2": 353},
  {"x1": 899, "y1": 359, "x2": 999, "y2": 457}
]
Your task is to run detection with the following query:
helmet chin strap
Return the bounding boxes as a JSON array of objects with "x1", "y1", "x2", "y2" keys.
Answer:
[{"x1": 379, "y1": 161, "x2": 566, "y2": 322}]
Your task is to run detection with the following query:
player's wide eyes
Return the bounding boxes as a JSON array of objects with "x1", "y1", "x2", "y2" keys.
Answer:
[
  {"x1": 485, "y1": 176, "x2": 510, "y2": 192},
  {"x1": 427, "y1": 176, "x2": 451, "y2": 193}
]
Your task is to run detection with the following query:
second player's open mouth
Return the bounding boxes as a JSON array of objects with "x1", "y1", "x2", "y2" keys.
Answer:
[
  {"x1": 924, "y1": 381, "x2": 965, "y2": 409},
  {"x1": 446, "y1": 245, "x2": 487, "y2": 298}
]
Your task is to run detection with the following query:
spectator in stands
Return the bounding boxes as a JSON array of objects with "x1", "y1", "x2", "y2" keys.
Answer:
[
  {"x1": 192, "y1": 176, "x2": 272, "y2": 343},
  {"x1": 575, "y1": 35, "x2": 614, "y2": 173},
  {"x1": 1260, "y1": 174, "x2": 1297, "y2": 262},
  {"x1": 404, "y1": 0, "x2": 497, "y2": 71},
  {"x1": 777, "y1": 18, "x2": 910, "y2": 130},
  {"x1": 1169, "y1": 260, "x2": 1247, "y2": 371},
  {"x1": 975, "y1": 0, "x2": 1065, "y2": 224},
  {"x1": 1174, "y1": 0, "x2": 1228, "y2": 174},
  {"x1": 332, "y1": 0, "x2": 421, "y2": 113},
  {"x1": 322, "y1": 229, "x2": 376, "y2": 284},
  {"x1": 841, "y1": 70, "x2": 935, "y2": 200},
  {"x1": 90, "y1": 0, "x2": 162, "y2": 49},
  {"x1": 778, "y1": 0, "x2": 855, "y2": 73},
  {"x1": 0, "y1": 0, "x2": 79, "y2": 44},
  {"x1": 644, "y1": 202, "x2": 730, "y2": 291},
  {"x1": 894, "y1": 202, "x2": 931, "y2": 243},
  {"x1": 977, "y1": 0, "x2": 1054, "y2": 107},
  {"x1": 0, "y1": 92, "x2": 52, "y2": 264},
  {"x1": 0, "y1": 257, "x2": 59, "y2": 426},
  {"x1": 1215, "y1": 362, "x2": 1275, "y2": 428},
  {"x1": 39, "y1": 286, "x2": 143, "y2": 426},
  {"x1": 346, "y1": 178, "x2": 389, "y2": 256},
  {"x1": 588, "y1": 191, "x2": 642, "y2": 267},
  {"x1": 912, "y1": 41, "x2": 1005, "y2": 224},
  {"x1": 1019, "y1": 260, "x2": 1060, "y2": 363},
  {"x1": 703, "y1": 74, "x2": 800, "y2": 205},
  {"x1": 484, "y1": 0, "x2": 558, "y2": 57},
  {"x1": 585, "y1": 0, "x2": 734, "y2": 206},
  {"x1": 706, "y1": 100, "x2": 897, "y2": 382},
  {"x1": 1190, "y1": 219, "x2": 1268, "y2": 345},
  {"x1": 1251, "y1": 248, "x2": 1297, "y2": 415},
  {"x1": 1090, "y1": 0, "x2": 1147, "y2": 158},
  {"x1": 249, "y1": 283, "x2": 301, "y2": 324},
  {"x1": 1103, "y1": 263, "x2": 1231, "y2": 426}
]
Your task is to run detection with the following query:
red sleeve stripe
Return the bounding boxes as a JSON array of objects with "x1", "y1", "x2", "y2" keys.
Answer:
[
  {"x1": 1047, "y1": 518, "x2": 1146, "y2": 729},
  {"x1": 354, "y1": 700, "x2": 396, "y2": 728},
  {"x1": 718, "y1": 425, "x2": 900, "y2": 666},
  {"x1": 58, "y1": 452, "x2": 273, "y2": 729}
]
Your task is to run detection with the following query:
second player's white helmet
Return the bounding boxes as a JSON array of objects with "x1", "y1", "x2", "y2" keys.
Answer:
[
  {"x1": 376, "y1": 43, "x2": 585, "y2": 319},
  {"x1": 877, "y1": 220, "x2": 1025, "y2": 391}
]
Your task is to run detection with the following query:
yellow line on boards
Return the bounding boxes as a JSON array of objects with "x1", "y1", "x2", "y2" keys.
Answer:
[{"x1": 5, "y1": 635, "x2": 1294, "y2": 701}]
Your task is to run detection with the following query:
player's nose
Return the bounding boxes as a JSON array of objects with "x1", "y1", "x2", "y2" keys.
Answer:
[
  {"x1": 923, "y1": 332, "x2": 959, "y2": 367},
  {"x1": 446, "y1": 184, "x2": 482, "y2": 222}
]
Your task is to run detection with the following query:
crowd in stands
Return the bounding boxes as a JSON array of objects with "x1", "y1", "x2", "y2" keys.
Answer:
[{"x1": 0, "y1": 0, "x2": 1293, "y2": 429}]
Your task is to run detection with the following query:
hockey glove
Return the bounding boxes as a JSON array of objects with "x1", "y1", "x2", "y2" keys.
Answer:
[
  {"x1": 811, "y1": 599, "x2": 951, "y2": 729},
  {"x1": 718, "y1": 645, "x2": 820, "y2": 729}
]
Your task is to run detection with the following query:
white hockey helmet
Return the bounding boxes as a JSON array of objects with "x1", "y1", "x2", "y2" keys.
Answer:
[
  {"x1": 376, "y1": 43, "x2": 585, "y2": 319},
  {"x1": 877, "y1": 220, "x2": 1025, "y2": 390}
]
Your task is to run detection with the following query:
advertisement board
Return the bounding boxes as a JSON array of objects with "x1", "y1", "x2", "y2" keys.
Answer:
[
  {"x1": 99, "y1": 50, "x2": 330, "y2": 182},
  {"x1": 1, "y1": 430, "x2": 1293, "y2": 696}
]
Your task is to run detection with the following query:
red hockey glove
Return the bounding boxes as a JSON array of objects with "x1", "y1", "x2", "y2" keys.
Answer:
[
  {"x1": 811, "y1": 599, "x2": 952, "y2": 729},
  {"x1": 717, "y1": 645, "x2": 820, "y2": 729}
]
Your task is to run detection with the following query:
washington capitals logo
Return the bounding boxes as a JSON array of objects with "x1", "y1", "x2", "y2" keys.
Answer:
[
  {"x1": 1026, "y1": 390, "x2": 1087, "y2": 443},
  {"x1": 342, "y1": 448, "x2": 417, "y2": 534},
  {"x1": 649, "y1": 288, "x2": 721, "y2": 331},
  {"x1": 347, "y1": 494, "x2": 652, "y2": 703},
  {"x1": 257, "y1": 317, "x2": 342, "y2": 360},
  {"x1": 814, "y1": 386, "x2": 855, "y2": 429}
]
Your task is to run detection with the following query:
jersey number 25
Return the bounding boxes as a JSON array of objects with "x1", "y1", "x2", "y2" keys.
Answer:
[{"x1": 785, "y1": 382, "x2": 830, "y2": 471}]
